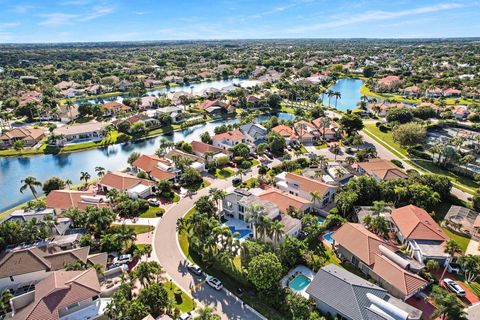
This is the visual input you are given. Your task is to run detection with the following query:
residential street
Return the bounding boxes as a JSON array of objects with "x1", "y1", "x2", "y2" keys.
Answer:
[{"x1": 152, "y1": 164, "x2": 275, "y2": 319}]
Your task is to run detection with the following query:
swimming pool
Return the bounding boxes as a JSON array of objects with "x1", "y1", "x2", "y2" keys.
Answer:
[
  {"x1": 228, "y1": 226, "x2": 251, "y2": 239},
  {"x1": 322, "y1": 231, "x2": 335, "y2": 244},
  {"x1": 317, "y1": 216, "x2": 325, "y2": 224},
  {"x1": 289, "y1": 274, "x2": 311, "y2": 291}
]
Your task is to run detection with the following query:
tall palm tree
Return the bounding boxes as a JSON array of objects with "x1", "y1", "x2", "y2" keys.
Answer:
[
  {"x1": 209, "y1": 188, "x2": 226, "y2": 221},
  {"x1": 95, "y1": 166, "x2": 105, "y2": 177},
  {"x1": 115, "y1": 225, "x2": 137, "y2": 250},
  {"x1": 440, "y1": 240, "x2": 462, "y2": 280},
  {"x1": 133, "y1": 261, "x2": 163, "y2": 288},
  {"x1": 246, "y1": 203, "x2": 266, "y2": 239},
  {"x1": 334, "y1": 91, "x2": 342, "y2": 109},
  {"x1": 309, "y1": 191, "x2": 323, "y2": 208},
  {"x1": 65, "y1": 179, "x2": 73, "y2": 189},
  {"x1": 20, "y1": 176, "x2": 42, "y2": 199},
  {"x1": 319, "y1": 117, "x2": 331, "y2": 140},
  {"x1": 80, "y1": 171, "x2": 91, "y2": 186},
  {"x1": 270, "y1": 220, "x2": 284, "y2": 248}
]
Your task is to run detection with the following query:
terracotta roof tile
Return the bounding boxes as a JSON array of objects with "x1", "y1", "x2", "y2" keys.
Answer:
[
  {"x1": 258, "y1": 189, "x2": 311, "y2": 213},
  {"x1": 99, "y1": 171, "x2": 155, "y2": 191},
  {"x1": 285, "y1": 173, "x2": 335, "y2": 196},
  {"x1": 391, "y1": 205, "x2": 446, "y2": 241}
]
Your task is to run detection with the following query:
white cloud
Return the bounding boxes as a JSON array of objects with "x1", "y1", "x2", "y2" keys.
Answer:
[
  {"x1": 13, "y1": 5, "x2": 35, "y2": 14},
  {"x1": 0, "y1": 22, "x2": 20, "y2": 29},
  {"x1": 38, "y1": 5, "x2": 114, "y2": 26},
  {"x1": 289, "y1": 2, "x2": 467, "y2": 33}
]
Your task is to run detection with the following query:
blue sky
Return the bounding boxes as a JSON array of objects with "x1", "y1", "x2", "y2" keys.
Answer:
[{"x1": 0, "y1": 0, "x2": 479, "y2": 43}]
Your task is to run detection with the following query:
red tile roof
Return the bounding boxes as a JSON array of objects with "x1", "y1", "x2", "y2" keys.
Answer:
[
  {"x1": 391, "y1": 205, "x2": 446, "y2": 241},
  {"x1": 258, "y1": 189, "x2": 311, "y2": 213},
  {"x1": 45, "y1": 190, "x2": 110, "y2": 211},
  {"x1": 285, "y1": 173, "x2": 335, "y2": 197},
  {"x1": 373, "y1": 253, "x2": 427, "y2": 297},
  {"x1": 191, "y1": 141, "x2": 226, "y2": 155},
  {"x1": 332, "y1": 223, "x2": 398, "y2": 266},
  {"x1": 213, "y1": 129, "x2": 245, "y2": 142},
  {"x1": 103, "y1": 101, "x2": 130, "y2": 110},
  {"x1": 356, "y1": 159, "x2": 408, "y2": 181},
  {"x1": 99, "y1": 171, "x2": 155, "y2": 191}
]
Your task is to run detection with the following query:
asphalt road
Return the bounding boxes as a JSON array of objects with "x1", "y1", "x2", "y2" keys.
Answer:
[{"x1": 152, "y1": 165, "x2": 269, "y2": 320}]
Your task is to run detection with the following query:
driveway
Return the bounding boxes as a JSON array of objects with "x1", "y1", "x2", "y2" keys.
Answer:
[{"x1": 152, "y1": 161, "x2": 280, "y2": 319}]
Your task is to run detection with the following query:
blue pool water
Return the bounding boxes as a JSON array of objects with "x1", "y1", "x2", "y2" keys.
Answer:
[
  {"x1": 289, "y1": 274, "x2": 311, "y2": 291},
  {"x1": 322, "y1": 231, "x2": 335, "y2": 244},
  {"x1": 228, "y1": 226, "x2": 251, "y2": 239},
  {"x1": 317, "y1": 216, "x2": 326, "y2": 224}
]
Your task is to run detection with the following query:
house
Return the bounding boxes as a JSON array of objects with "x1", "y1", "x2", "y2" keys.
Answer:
[
  {"x1": 57, "y1": 104, "x2": 80, "y2": 123},
  {"x1": 0, "y1": 128, "x2": 45, "y2": 149},
  {"x1": 0, "y1": 246, "x2": 91, "y2": 292},
  {"x1": 45, "y1": 190, "x2": 109, "y2": 214},
  {"x1": 166, "y1": 91, "x2": 192, "y2": 105},
  {"x1": 2, "y1": 208, "x2": 71, "y2": 236},
  {"x1": 332, "y1": 223, "x2": 427, "y2": 300},
  {"x1": 271, "y1": 125, "x2": 297, "y2": 143},
  {"x1": 212, "y1": 130, "x2": 246, "y2": 150},
  {"x1": 425, "y1": 88, "x2": 443, "y2": 98},
  {"x1": 52, "y1": 122, "x2": 107, "y2": 146},
  {"x1": 391, "y1": 205, "x2": 448, "y2": 263},
  {"x1": 132, "y1": 154, "x2": 178, "y2": 182},
  {"x1": 85, "y1": 84, "x2": 102, "y2": 95},
  {"x1": 376, "y1": 76, "x2": 402, "y2": 91},
  {"x1": 155, "y1": 106, "x2": 184, "y2": 123},
  {"x1": 294, "y1": 120, "x2": 319, "y2": 144},
  {"x1": 452, "y1": 105, "x2": 470, "y2": 120},
  {"x1": 239, "y1": 123, "x2": 267, "y2": 146},
  {"x1": 222, "y1": 189, "x2": 302, "y2": 241},
  {"x1": 444, "y1": 205, "x2": 480, "y2": 238},
  {"x1": 6, "y1": 269, "x2": 111, "y2": 320},
  {"x1": 354, "y1": 158, "x2": 408, "y2": 181},
  {"x1": 98, "y1": 171, "x2": 156, "y2": 199},
  {"x1": 102, "y1": 102, "x2": 130, "y2": 116},
  {"x1": 312, "y1": 117, "x2": 338, "y2": 141},
  {"x1": 443, "y1": 88, "x2": 462, "y2": 98},
  {"x1": 306, "y1": 264, "x2": 422, "y2": 320},
  {"x1": 275, "y1": 172, "x2": 337, "y2": 208},
  {"x1": 190, "y1": 141, "x2": 229, "y2": 160},
  {"x1": 18, "y1": 91, "x2": 42, "y2": 107},
  {"x1": 139, "y1": 96, "x2": 158, "y2": 109},
  {"x1": 402, "y1": 86, "x2": 420, "y2": 98},
  {"x1": 197, "y1": 99, "x2": 226, "y2": 115},
  {"x1": 165, "y1": 149, "x2": 206, "y2": 172},
  {"x1": 246, "y1": 95, "x2": 260, "y2": 106},
  {"x1": 257, "y1": 189, "x2": 313, "y2": 214},
  {"x1": 54, "y1": 81, "x2": 81, "y2": 91}
]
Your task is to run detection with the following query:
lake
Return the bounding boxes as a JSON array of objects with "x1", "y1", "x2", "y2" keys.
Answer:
[
  {"x1": 77, "y1": 78, "x2": 262, "y2": 105},
  {"x1": 0, "y1": 112, "x2": 294, "y2": 212},
  {"x1": 322, "y1": 78, "x2": 364, "y2": 111}
]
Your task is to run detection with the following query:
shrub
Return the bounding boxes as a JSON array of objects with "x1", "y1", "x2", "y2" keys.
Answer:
[
  {"x1": 156, "y1": 208, "x2": 165, "y2": 217},
  {"x1": 378, "y1": 124, "x2": 389, "y2": 132},
  {"x1": 390, "y1": 159, "x2": 404, "y2": 168}
]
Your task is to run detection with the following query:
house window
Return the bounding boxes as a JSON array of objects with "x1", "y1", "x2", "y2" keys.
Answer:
[
  {"x1": 239, "y1": 213, "x2": 244, "y2": 221},
  {"x1": 239, "y1": 205, "x2": 245, "y2": 213},
  {"x1": 66, "y1": 302, "x2": 80, "y2": 310},
  {"x1": 226, "y1": 201, "x2": 232, "y2": 209},
  {"x1": 10, "y1": 276, "x2": 14, "y2": 282}
]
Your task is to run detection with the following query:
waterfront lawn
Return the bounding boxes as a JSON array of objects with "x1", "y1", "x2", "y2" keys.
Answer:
[{"x1": 214, "y1": 168, "x2": 235, "y2": 179}]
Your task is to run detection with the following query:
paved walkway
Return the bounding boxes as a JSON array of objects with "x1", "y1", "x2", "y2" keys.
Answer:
[
  {"x1": 115, "y1": 217, "x2": 161, "y2": 226},
  {"x1": 152, "y1": 161, "x2": 280, "y2": 319}
]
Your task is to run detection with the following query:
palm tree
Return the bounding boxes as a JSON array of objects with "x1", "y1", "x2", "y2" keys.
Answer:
[
  {"x1": 319, "y1": 117, "x2": 331, "y2": 140},
  {"x1": 115, "y1": 225, "x2": 137, "y2": 250},
  {"x1": 133, "y1": 261, "x2": 164, "y2": 288},
  {"x1": 0, "y1": 289, "x2": 14, "y2": 315},
  {"x1": 310, "y1": 191, "x2": 323, "y2": 208},
  {"x1": 334, "y1": 91, "x2": 342, "y2": 109},
  {"x1": 246, "y1": 203, "x2": 265, "y2": 239},
  {"x1": 270, "y1": 220, "x2": 284, "y2": 248},
  {"x1": 42, "y1": 213, "x2": 57, "y2": 235},
  {"x1": 65, "y1": 179, "x2": 73, "y2": 189},
  {"x1": 430, "y1": 286, "x2": 468, "y2": 320},
  {"x1": 194, "y1": 306, "x2": 220, "y2": 320},
  {"x1": 20, "y1": 176, "x2": 42, "y2": 199},
  {"x1": 440, "y1": 240, "x2": 462, "y2": 280},
  {"x1": 80, "y1": 171, "x2": 91, "y2": 186},
  {"x1": 209, "y1": 188, "x2": 226, "y2": 221},
  {"x1": 95, "y1": 166, "x2": 105, "y2": 177}
]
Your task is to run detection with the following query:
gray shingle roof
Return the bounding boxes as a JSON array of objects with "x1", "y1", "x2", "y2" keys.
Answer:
[{"x1": 306, "y1": 264, "x2": 388, "y2": 320}]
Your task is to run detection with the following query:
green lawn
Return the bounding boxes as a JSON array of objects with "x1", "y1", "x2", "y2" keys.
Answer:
[
  {"x1": 112, "y1": 224, "x2": 154, "y2": 235},
  {"x1": 178, "y1": 208, "x2": 196, "y2": 263},
  {"x1": 214, "y1": 168, "x2": 235, "y2": 179},
  {"x1": 241, "y1": 177, "x2": 257, "y2": 189},
  {"x1": 165, "y1": 281, "x2": 196, "y2": 313},
  {"x1": 443, "y1": 227, "x2": 471, "y2": 253},
  {"x1": 139, "y1": 206, "x2": 164, "y2": 218},
  {"x1": 251, "y1": 159, "x2": 260, "y2": 167},
  {"x1": 363, "y1": 123, "x2": 408, "y2": 157},
  {"x1": 315, "y1": 143, "x2": 328, "y2": 149}
]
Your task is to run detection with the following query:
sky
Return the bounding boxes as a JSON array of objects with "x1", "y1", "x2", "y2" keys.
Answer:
[{"x1": 0, "y1": 0, "x2": 479, "y2": 43}]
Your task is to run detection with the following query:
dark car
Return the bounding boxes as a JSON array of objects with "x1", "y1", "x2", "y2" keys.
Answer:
[{"x1": 232, "y1": 177, "x2": 242, "y2": 186}]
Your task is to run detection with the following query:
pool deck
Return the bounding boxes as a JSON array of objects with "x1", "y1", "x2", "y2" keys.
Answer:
[
  {"x1": 280, "y1": 265, "x2": 315, "y2": 298},
  {"x1": 223, "y1": 218, "x2": 252, "y2": 241}
]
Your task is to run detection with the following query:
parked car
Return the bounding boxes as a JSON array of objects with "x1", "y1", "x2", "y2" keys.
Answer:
[
  {"x1": 177, "y1": 312, "x2": 192, "y2": 320},
  {"x1": 444, "y1": 278, "x2": 466, "y2": 297},
  {"x1": 206, "y1": 276, "x2": 223, "y2": 290},
  {"x1": 113, "y1": 254, "x2": 132, "y2": 265},
  {"x1": 187, "y1": 264, "x2": 203, "y2": 276},
  {"x1": 148, "y1": 198, "x2": 160, "y2": 206},
  {"x1": 232, "y1": 177, "x2": 242, "y2": 186}
]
